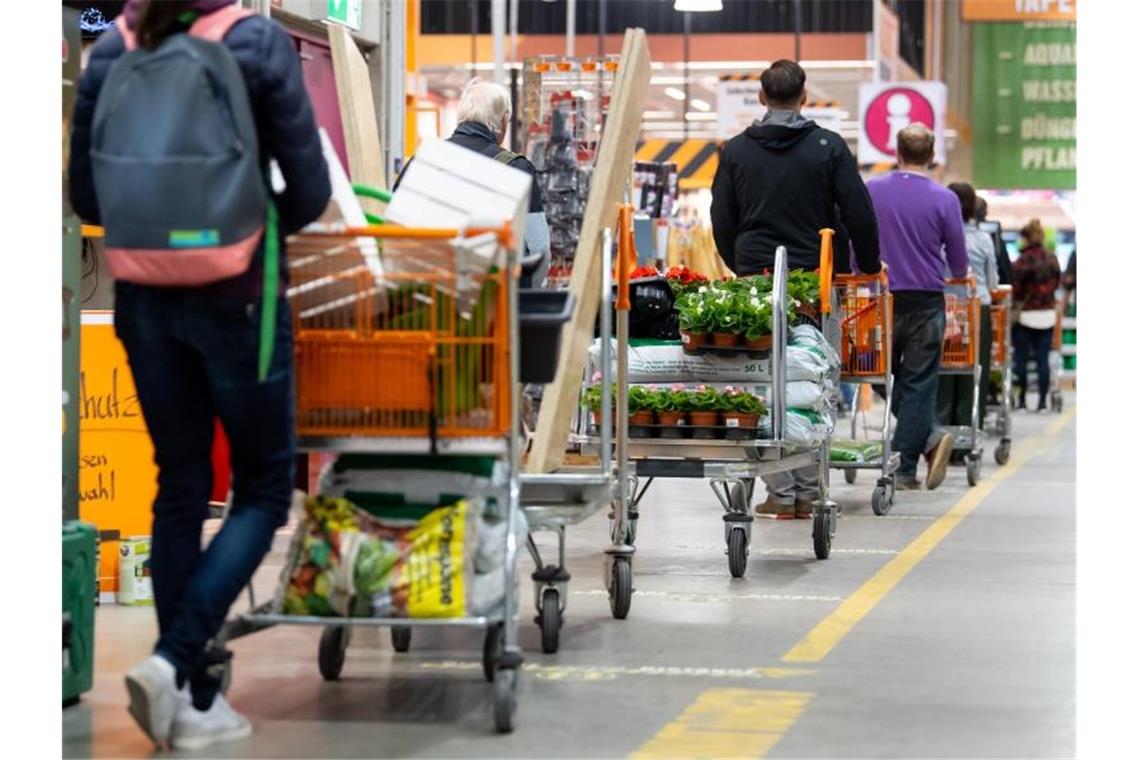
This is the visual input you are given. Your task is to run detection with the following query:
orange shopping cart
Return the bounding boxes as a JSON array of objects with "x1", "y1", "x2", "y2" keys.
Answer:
[
  {"x1": 940, "y1": 276, "x2": 984, "y2": 486},
  {"x1": 988, "y1": 285, "x2": 1013, "y2": 465},
  {"x1": 831, "y1": 267, "x2": 899, "y2": 515},
  {"x1": 218, "y1": 220, "x2": 529, "y2": 733}
]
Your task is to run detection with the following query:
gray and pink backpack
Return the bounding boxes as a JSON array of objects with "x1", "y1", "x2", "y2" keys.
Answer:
[{"x1": 92, "y1": 7, "x2": 266, "y2": 286}]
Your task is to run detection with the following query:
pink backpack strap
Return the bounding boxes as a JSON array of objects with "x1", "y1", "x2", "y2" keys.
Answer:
[
  {"x1": 113, "y1": 5, "x2": 253, "y2": 50},
  {"x1": 190, "y1": 5, "x2": 255, "y2": 43}
]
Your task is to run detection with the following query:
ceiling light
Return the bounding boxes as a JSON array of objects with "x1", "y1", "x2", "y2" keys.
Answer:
[
  {"x1": 674, "y1": 0, "x2": 724, "y2": 11},
  {"x1": 664, "y1": 87, "x2": 686, "y2": 101},
  {"x1": 685, "y1": 112, "x2": 718, "y2": 121},
  {"x1": 690, "y1": 98, "x2": 711, "y2": 112}
]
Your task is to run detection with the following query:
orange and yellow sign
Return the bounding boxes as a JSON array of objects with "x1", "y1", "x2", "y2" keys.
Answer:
[
  {"x1": 961, "y1": 0, "x2": 1076, "y2": 22},
  {"x1": 79, "y1": 312, "x2": 157, "y2": 594}
]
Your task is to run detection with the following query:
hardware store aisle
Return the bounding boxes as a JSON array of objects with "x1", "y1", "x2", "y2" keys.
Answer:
[{"x1": 64, "y1": 402, "x2": 1075, "y2": 759}]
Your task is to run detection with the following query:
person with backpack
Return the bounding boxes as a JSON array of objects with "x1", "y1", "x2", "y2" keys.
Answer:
[
  {"x1": 68, "y1": 0, "x2": 330, "y2": 750},
  {"x1": 395, "y1": 79, "x2": 551, "y2": 286},
  {"x1": 710, "y1": 58, "x2": 881, "y2": 519}
]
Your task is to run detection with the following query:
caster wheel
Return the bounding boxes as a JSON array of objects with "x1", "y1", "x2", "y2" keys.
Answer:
[
  {"x1": 609, "y1": 509, "x2": 637, "y2": 545},
  {"x1": 966, "y1": 456, "x2": 981, "y2": 487},
  {"x1": 871, "y1": 485, "x2": 892, "y2": 516},
  {"x1": 844, "y1": 469, "x2": 857, "y2": 485},
  {"x1": 994, "y1": 439, "x2": 1011, "y2": 466},
  {"x1": 1052, "y1": 393, "x2": 1063, "y2": 413},
  {"x1": 727, "y1": 528, "x2": 748, "y2": 578},
  {"x1": 729, "y1": 481, "x2": 750, "y2": 511},
  {"x1": 391, "y1": 626, "x2": 412, "y2": 653},
  {"x1": 813, "y1": 511, "x2": 832, "y2": 559},
  {"x1": 608, "y1": 558, "x2": 632, "y2": 620},
  {"x1": 318, "y1": 625, "x2": 350, "y2": 681},
  {"x1": 216, "y1": 658, "x2": 233, "y2": 695},
  {"x1": 482, "y1": 624, "x2": 503, "y2": 683},
  {"x1": 493, "y1": 667, "x2": 518, "y2": 734},
  {"x1": 539, "y1": 588, "x2": 561, "y2": 654}
]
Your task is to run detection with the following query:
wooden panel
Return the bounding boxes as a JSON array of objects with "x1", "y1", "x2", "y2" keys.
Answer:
[
  {"x1": 526, "y1": 28, "x2": 653, "y2": 474},
  {"x1": 298, "y1": 39, "x2": 349, "y2": 175},
  {"x1": 329, "y1": 23, "x2": 385, "y2": 217}
]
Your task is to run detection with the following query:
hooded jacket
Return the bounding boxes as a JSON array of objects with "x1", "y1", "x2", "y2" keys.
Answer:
[
  {"x1": 710, "y1": 110, "x2": 881, "y2": 277},
  {"x1": 68, "y1": 0, "x2": 330, "y2": 298}
]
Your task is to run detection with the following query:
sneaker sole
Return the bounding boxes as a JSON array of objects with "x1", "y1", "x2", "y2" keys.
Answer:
[
  {"x1": 172, "y1": 723, "x2": 252, "y2": 751},
  {"x1": 926, "y1": 436, "x2": 954, "y2": 490},
  {"x1": 125, "y1": 674, "x2": 169, "y2": 750}
]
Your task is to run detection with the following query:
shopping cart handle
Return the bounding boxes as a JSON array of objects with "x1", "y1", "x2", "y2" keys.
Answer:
[{"x1": 817, "y1": 228, "x2": 834, "y2": 315}]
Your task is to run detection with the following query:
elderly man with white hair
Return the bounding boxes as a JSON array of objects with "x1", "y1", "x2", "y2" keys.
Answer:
[{"x1": 396, "y1": 79, "x2": 551, "y2": 286}]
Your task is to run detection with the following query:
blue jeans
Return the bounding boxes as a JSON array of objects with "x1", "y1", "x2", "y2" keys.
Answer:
[
  {"x1": 891, "y1": 306, "x2": 946, "y2": 477},
  {"x1": 114, "y1": 284, "x2": 295, "y2": 708},
  {"x1": 1013, "y1": 323, "x2": 1052, "y2": 406}
]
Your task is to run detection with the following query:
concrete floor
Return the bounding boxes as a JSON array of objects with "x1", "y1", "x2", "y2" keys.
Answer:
[{"x1": 64, "y1": 399, "x2": 1075, "y2": 759}]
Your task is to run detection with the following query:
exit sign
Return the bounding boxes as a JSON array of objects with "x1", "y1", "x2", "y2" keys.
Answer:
[{"x1": 327, "y1": 0, "x2": 362, "y2": 31}]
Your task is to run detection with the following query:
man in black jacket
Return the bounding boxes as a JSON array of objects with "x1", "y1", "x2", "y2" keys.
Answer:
[
  {"x1": 710, "y1": 59, "x2": 882, "y2": 519},
  {"x1": 976, "y1": 196, "x2": 1014, "y2": 286},
  {"x1": 711, "y1": 59, "x2": 881, "y2": 277}
]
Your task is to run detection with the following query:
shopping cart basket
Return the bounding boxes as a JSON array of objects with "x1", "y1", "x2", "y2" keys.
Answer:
[{"x1": 940, "y1": 276, "x2": 983, "y2": 486}]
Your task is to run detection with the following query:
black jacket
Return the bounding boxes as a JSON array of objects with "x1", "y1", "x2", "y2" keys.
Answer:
[
  {"x1": 69, "y1": 13, "x2": 330, "y2": 297},
  {"x1": 710, "y1": 111, "x2": 881, "y2": 276}
]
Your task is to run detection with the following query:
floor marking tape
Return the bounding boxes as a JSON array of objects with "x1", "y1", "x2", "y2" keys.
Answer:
[
  {"x1": 629, "y1": 688, "x2": 815, "y2": 759},
  {"x1": 573, "y1": 589, "x2": 842, "y2": 603},
  {"x1": 418, "y1": 661, "x2": 817, "y2": 682},
  {"x1": 781, "y1": 406, "x2": 1075, "y2": 664}
]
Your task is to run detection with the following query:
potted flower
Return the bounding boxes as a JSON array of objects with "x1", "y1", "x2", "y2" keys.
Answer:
[
  {"x1": 708, "y1": 287, "x2": 743, "y2": 348},
  {"x1": 740, "y1": 287, "x2": 774, "y2": 351},
  {"x1": 721, "y1": 386, "x2": 767, "y2": 441},
  {"x1": 676, "y1": 289, "x2": 710, "y2": 352},
  {"x1": 687, "y1": 384, "x2": 724, "y2": 439},
  {"x1": 580, "y1": 371, "x2": 609, "y2": 431},
  {"x1": 788, "y1": 270, "x2": 821, "y2": 321},
  {"x1": 654, "y1": 384, "x2": 689, "y2": 439},
  {"x1": 627, "y1": 385, "x2": 656, "y2": 438}
]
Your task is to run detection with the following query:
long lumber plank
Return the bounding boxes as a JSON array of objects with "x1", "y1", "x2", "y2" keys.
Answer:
[
  {"x1": 527, "y1": 29, "x2": 652, "y2": 474},
  {"x1": 329, "y1": 23, "x2": 385, "y2": 218}
]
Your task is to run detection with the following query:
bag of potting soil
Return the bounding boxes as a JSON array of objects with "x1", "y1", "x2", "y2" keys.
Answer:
[
  {"x1": 588, "y1": 339, "x2": 835, "y2": 384},
  {"x1": 780, "y1": 408, "x2": 835, "y2": 447},
  {"x1": 277, "y1": 495, "x2": 477, "y2": 619}
]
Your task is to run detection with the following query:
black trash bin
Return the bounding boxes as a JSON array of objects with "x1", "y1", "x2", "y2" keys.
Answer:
[{"x1": 519, "y1": 289, "x2": 575, "y2": 383}]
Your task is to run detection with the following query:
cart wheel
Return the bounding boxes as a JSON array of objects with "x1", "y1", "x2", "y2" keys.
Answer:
[
  {"x1": 994, "y1": 439, "x2": 1011, "y2": 466},
  {"x1": 729, "y1": 482, "x2": 749, "y2": 511},
  {"x1": 482, "y1": 624, "x2": 503, "y2": 683},
  {"x1": 608, "y1": 558, "x2": 632, "y2": 620},
  {"x1": 493, "y1": 667, "x2": 518, "y2": 734},
  {"x1": 318, "y1": 625, "x2": 350, "y2": 682},
  {"x1": 966, "y1": 456, "x2": 981, "y2": 487},
  {"x1": 871, "y1": 485, "x2": 892, "y2": 516},
  {"x1": 727, "y1": 528, "x2": 748, "y2": 578},
  {"x1": 391, "y1": 626, "x2": 412, "y2": 653},
  {"x1": 813, "y1": 511, "x2": 832, "y2": 559},
  {"x1": 539, "y1": 588, "x2": 561, "y2": 654},
  {"x1": 1052, "y1": 392, "x2": 1063, "y2": 413},
  {"x1": 217, "y1": 658, "x2": 233, "y2": 695},
  {"x1": 844, "y1": 469, "x2": 857, "y2": 485}
]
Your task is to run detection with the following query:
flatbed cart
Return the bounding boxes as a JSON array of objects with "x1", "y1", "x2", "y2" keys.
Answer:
[
  {"x1": 520, "y1": 226, "x2": 624, "y2": 652},
  {"x1": 830, "y1": 268, "x2": 900, "y2": 515},
  {"x1": 987, "y1": 285, "x2": 1013, "y2": 465},
  {"x1": 940, "y1": 276, "x2": 984, "y2": 487},
  {"x1": 577, "y1": 219, "x2": 840, "y2": 612},
  {"x1": 214, "y1": 221, "x2": 528, "y2": 733}
]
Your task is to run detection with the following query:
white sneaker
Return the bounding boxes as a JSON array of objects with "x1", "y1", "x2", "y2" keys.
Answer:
[
  {"x1": 171, "y1": 694, "x2": 252, "y2": 751},
  {"x1": 124, "y1": 654, "x2": 186, "y2": 749}
]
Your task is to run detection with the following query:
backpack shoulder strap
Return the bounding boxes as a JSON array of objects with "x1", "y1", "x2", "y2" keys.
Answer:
[
  {"x1": 113, "y1": 6, "x2": 253, "y2": 51},
  {"x1": 492, "y1": 148, "x2": 522, "y2": 165},
  {"x1": 190, "y1": 6, "x2": 256, "y2": 43}
]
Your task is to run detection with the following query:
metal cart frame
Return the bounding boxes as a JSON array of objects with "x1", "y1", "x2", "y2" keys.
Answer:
[
  {"x1": 830, "y1": 269, "x2": 900, "y2": 515},
  {"x1": 987, "y1": 285, "x2": 1014, "y2": 465},
  {"x1": 214, "y1": 223, "x2": 527, "y2": 734},
  {"x1": 940, "y1": 276, "x2": 984, "y2": 487}
]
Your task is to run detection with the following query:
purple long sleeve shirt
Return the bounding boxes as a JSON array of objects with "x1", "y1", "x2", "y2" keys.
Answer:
[{"x1": 866, "y1": 171, "x2": 969, "y2": 292}]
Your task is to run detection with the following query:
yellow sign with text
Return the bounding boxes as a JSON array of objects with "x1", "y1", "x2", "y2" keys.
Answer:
[
  {"x1": 79, "y1": 312, "x2": 156, "y2": 593},
  {"x1": 961, "y1": 0, "x2": 1076, "y2": 22}
]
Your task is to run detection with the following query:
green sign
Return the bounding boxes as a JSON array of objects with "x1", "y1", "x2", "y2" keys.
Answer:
[
  {"x1": 327, "y1": 0, "x2": 362, "y2": 31},
  {"x1": 972, "y1": 22, "x2": 1076, "y2": 189}
]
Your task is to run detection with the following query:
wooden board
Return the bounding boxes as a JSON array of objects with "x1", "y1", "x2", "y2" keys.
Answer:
[
  {"x1": 526, "y1": 29, "x2": 653, "y2": 474},
  {"x1": 328, "y1": 23, "x2": 385, "y2": 218}
]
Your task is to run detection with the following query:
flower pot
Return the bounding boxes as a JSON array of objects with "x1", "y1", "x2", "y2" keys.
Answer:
[
  {"x1": 689, "y1": 410, "x2": 722, "y2": 439},
  {"x1": 711, "y1": 332, "x2": 740, "y2": 349},
  {"x1": 723, "y1": 412, "x2": 759, "y2": 440},
  {"x1": 744, "y1": 334, "x2": 773, "y2": 351},
  {"x1": 679, "y1": 330, "x2": 707, "y2": 353},
  {"x1": 656, "y1": 410, "x2": 688, "y2": 439},
  {"x1": 590, "y1": 409, "x2": 611, "y2": 434},
  {"x1": 629, "y1": 410, "x2": 655, "y2": 438}
]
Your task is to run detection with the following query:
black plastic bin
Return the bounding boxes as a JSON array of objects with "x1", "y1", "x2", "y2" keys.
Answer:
[{"x1": 519, "y1": 289, "x2": 575, "y2": 383}]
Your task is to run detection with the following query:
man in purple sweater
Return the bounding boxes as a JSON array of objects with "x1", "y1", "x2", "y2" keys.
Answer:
[{"x1": 867, "y1": 124, "x2": 969, "y2": 490}]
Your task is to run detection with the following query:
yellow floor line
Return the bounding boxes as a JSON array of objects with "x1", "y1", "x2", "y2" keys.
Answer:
[
  {"x1": 782, "y1": 407, "x2": 1076, "y2": 664},
  {"x1": 630, "y1": 689, "x2": 814, "y2": 759}
]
